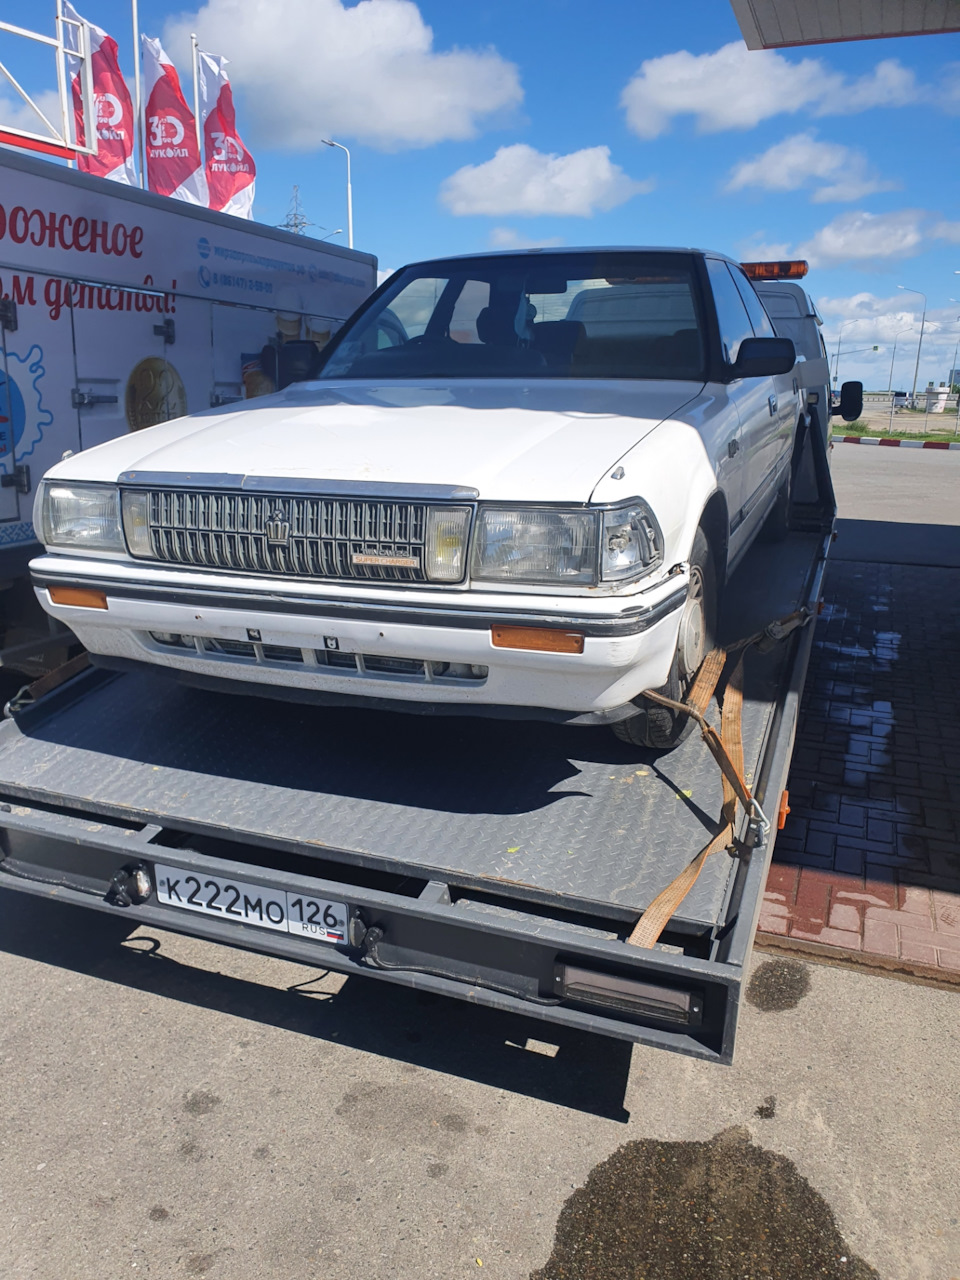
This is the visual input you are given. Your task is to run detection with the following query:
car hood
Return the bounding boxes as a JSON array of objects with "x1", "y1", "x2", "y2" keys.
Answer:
[{"x1": 54, "y1": 379, "x2": 704, "y2": 503}]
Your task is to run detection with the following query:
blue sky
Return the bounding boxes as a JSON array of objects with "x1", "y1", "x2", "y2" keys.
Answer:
[{"x1": 4, "y1": 0, "x2": 960, "y2": 389}]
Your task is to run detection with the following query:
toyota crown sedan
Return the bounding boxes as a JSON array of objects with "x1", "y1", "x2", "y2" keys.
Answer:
[{"x1": 31, "y1": 247, "x2": 799, "y2": 750}]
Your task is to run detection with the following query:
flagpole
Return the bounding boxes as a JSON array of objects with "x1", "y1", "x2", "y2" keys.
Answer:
[
  {"x1": 131, "y1": 0, "x2": 144, "y2": 186},
  {"x1": 190, "y1": 34, "x2": 201, "y2": 156}
]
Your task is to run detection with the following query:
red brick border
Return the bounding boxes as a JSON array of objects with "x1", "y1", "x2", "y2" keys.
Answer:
[{"x1": 760, "y1": 865, "x2": 960, "y2": 985}]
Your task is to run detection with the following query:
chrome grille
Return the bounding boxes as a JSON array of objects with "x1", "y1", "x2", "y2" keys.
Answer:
[{"x1": 143, "y1": 489, "x2": 429, "y2": 582}]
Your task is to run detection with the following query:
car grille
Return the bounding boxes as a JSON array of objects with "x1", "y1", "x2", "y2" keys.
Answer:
[
  {"x1": 146, "y1": 632, "x2": 488, "y2": 683},
  {"x1": 141, "y1": 489, "x2": 430, "y2": 582}
]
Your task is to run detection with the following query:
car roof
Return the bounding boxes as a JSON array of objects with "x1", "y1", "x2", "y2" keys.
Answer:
[{"x1": 400, "y1": 246, "x2": 737, "y2": 269}]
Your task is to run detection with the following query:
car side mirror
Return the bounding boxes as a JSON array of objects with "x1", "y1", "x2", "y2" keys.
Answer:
[
  {"x1": 733, "y1": 336, "x2": 796, "y2": 378},
  {"x1": 836, "y1": 380, "x2": 863, "y2": 422}
]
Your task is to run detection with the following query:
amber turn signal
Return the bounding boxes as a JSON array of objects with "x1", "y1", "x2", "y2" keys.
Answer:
[
  {"x1": 491, "y1": 626, "x2": 584, "y2": 654},
  {"x1": 48, "y1": 585, "x2": 108, "y2": 610}
]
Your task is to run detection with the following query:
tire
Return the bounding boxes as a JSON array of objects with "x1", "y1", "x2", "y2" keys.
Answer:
[{"x1": 612, "y1": 527, "x2": 718, "y2": 752}]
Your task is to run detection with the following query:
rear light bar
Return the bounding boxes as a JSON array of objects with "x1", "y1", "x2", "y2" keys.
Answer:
[
  {"x1": 741, "y1": 260, "x2": 809, "y2": 280},
  {"x1": 555, "y1": 962, "x2": 703, "y2": 1025}
]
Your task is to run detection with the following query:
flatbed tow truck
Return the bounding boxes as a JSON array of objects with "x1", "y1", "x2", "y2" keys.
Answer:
[{"x1": 0, "y1": 405, "x2": 834, "y2": 1065}]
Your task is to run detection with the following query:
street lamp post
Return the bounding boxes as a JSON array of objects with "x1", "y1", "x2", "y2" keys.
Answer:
[
  {"x1": 887, "y1": 326, "x2": 914, "y2": 430},
  {"x1": 322, "y1": 138, "x2": 353, "y2": 249},
  {"x1": 887, "y1": 326, "x2": 914, "y2": 392},
  {"x1": 833, "y1": 318, "x2": 866, "y2": 386},
  {"x1": 897, "y1": 285, "x2": 927, "y2": 408}
]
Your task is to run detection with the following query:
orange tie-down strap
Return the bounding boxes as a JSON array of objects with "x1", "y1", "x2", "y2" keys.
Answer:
[{"x1": 626, "y1": 610, "x2": 809, "y2": 950}]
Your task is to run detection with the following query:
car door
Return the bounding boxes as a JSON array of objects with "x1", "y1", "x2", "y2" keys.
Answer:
[
  {"x1": 704, "y1": 256, "x2": 771, "y2": 565},
  {"x1": 729, "y1": 263, "x2": 798, "y2": 505}
]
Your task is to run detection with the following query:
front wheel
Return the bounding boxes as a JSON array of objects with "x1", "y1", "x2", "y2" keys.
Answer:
[{"x1": 612, "y1": 527, "x2": 717, "y2": 752}]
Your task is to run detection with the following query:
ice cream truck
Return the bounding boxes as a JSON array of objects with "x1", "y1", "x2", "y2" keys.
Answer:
[{"x1": 0, "y1": 146, "x2": 376, "y2": 669}]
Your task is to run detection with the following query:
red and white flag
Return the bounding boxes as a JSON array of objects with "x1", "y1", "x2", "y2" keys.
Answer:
[
  {"x1": 198, "y1": 51, "x2": 256, "y2": 219},
  {"x1": 64, "y1": 2, "x2": 136, "y2": 184},
  {"x1": 141, "y1": 35, "x2": 207, "y2": 205}
]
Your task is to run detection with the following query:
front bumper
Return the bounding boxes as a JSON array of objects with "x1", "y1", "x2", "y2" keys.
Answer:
[{"x1": 31, "y1": 556, "x2": 688, "y2": 720}]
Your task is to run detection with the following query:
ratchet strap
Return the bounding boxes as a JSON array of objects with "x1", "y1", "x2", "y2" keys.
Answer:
[{"x1": 626, "y1": 610, "x2": 809, "y2": 949}]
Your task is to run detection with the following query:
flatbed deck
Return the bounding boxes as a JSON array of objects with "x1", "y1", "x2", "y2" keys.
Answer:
[{"x1": 0, "y1": 531, "x2": 828, "y2": 1063}]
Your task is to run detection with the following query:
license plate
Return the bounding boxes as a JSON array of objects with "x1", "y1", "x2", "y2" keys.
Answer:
[{"x1": 154, "y1": 863, "x2": 348, "y2": 944}]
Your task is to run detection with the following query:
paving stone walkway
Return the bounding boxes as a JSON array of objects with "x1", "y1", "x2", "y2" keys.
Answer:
[{"x1": 759, "y1": 560, "x2": 960, "y2": 979}]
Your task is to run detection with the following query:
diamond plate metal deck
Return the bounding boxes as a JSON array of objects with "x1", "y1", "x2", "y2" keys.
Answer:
[{"x1": 0, "y1": 536, "x2": 821, "y2": 931}]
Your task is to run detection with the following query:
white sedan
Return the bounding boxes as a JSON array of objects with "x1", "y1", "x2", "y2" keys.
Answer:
[{"x1": 31, "y1": 247, "x2": 798, "y2": 750}]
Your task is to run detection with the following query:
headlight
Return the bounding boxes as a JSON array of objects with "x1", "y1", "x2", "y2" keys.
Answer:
[
  {"x1": 472, "y1": 508, "x2": 598, "y2": 585},
  {"x1": 424, "y1": 506, "x2": 471, "y2": 583},
  {"x1": 600, "y1": 502, "x2": 663, "y2": 581},
  {"x1": 37, "y1": 482, "x2": 124, "y2": 552}
]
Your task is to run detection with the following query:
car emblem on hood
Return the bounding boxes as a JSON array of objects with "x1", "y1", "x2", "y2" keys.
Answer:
[{"x1": 265, "y1": 503, "x2": 291, "y2": 545}]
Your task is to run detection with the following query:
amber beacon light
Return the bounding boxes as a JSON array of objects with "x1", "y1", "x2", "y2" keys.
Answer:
[{"x1": 740, "y1": 260, "x2": 809, "y2": 281}]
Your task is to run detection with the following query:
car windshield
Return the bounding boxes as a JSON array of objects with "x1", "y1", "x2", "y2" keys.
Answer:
[{"x1": 317, "y1": 252, "x2": 706, "y2": 382}]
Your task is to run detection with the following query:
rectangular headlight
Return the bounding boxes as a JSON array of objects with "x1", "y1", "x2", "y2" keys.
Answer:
[
  {"x1": 120, "y1": 490, "x2": 153, "y2": 558},
  {"x1": 424, "y1": 506, "x2": 471, "y2": 583},
  {"x1": 37, "y1": 482, "x2": 124, "y2": 552},
  {"x1": 600, "y1": 502, "x2": 663, "y2": 582},
  {"x1": 472, "y1": 508, "x2": 598, "y2": 585}
]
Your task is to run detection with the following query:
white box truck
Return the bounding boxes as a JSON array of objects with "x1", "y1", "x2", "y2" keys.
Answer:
[{"x1": 0, "y1": 147, "x2": 376, "y2": 667}]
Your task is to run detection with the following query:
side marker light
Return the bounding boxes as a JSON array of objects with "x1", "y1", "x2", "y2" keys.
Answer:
[
  {"x1": 48, "y1": 585, "x2": 108, "y2": 610},
  {"x1": 777, "y1": 790, "x2": 791, "y2": 830},
  {"x1": 491, "y1": 626, "x2": 584, "y2": 654}
]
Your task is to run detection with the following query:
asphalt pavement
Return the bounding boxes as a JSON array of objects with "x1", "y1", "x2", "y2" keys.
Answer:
[{"x1": 2, "y1": 442, "x2": 959, "y2": 1280}]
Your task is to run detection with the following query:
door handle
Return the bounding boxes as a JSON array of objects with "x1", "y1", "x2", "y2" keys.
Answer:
[
  {"x1": 768, "y1": 395, "x2": 778, "y2": 417},
  {"x1": 727, "y1": 438, "x2": 739, "y2": 457}
]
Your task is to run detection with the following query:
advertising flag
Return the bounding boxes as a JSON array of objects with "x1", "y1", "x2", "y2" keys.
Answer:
[
  {"x1": 64, "y1": 2, "x2": 136, "y2": 184},
  {"x1": 198, "y1": 52, "x2": 256, "y2": 219},
  {"x1": 141, "y1": 35, "x2": 208, "y2": 205}
]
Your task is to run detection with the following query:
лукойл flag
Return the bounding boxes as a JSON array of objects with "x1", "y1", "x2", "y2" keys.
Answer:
[
  {"x1": 141, "y1": 35, "x2": 207, "y2": 205},
  {"x1": 64, "y1": 2, "x2": 135, "y2": 183},
  {"x1": 198, "y1": 51, "x2": 255, "y2": 219}
]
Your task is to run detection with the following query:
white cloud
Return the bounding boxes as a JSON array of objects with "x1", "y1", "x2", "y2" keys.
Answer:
[
  {"x1": 931, "y1": 220, "x2": 960, "y2": 243},
  {"x1": 817, "y1": 292, "x2": 916, "y2": 323},
  {"x1": 488, "y1": 227, "x2": 565, "y2": 249},
  {"x1": 440, "y1": 144, "x2": 651, "y2": 217},
  {"x1": 798, "y1": 210, "x2": 926, "y2": 267},
  {"x1": 726, "y1": 132, "x2": 897, "y2": 203},
  {"x1": 164, "y1": 0, "x2": 522, "y2": 150},
  {"x1": 621, "y1": 41, "x2": 921, "y2": 139},
  {"x1": 738, "y1": 237, "x2": 793, "y2": 262},
  {"x1": 815, "y1": 297, "x2": 960, "y2": 375},
  {"x1": 742, "y1": 210, "x2": 933, "y2": 269}
]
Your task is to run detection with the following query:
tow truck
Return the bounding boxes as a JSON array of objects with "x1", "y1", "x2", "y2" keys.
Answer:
[{"x1": 0, "y1": 259, "x2": 857, "y2": 1064}]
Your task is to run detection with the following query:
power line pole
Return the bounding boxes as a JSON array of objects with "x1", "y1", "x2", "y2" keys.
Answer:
[{"x1": 277, "y1": 186, "x2": 314, "y2": 235}]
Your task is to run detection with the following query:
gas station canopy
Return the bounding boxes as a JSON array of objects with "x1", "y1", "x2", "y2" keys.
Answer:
[{"x1": 729, "y1": 0, "x2": 960, "y2": 47}]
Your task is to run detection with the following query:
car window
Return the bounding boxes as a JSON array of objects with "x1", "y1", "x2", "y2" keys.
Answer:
[
  {"x1": 728, "y1": 265, "x2": 776, "y2": 338},
  {"x1": 318, "y1": 252, "x2": 706, "y2": 381},
  {"x1": 705, "y1": 257, "x2": 754, "y2": 365},
  {"x1": 755, "y1": 289, "x2": 803, "y2": 317}
]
